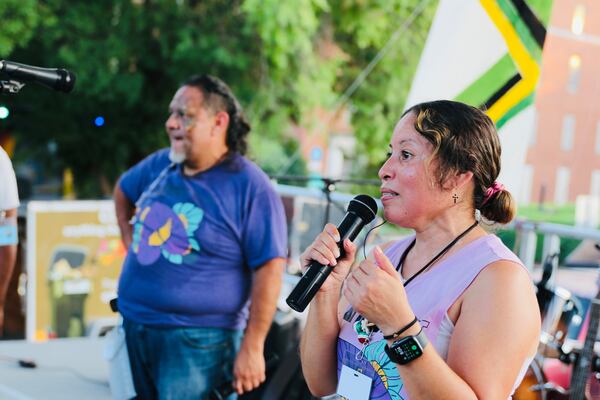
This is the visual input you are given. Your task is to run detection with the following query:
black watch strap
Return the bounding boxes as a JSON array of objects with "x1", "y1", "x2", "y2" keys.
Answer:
[{"x1": 384, "y1": 328, "x2": 428, "y2": 365}]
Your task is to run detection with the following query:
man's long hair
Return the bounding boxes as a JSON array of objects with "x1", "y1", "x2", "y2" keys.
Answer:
[{"x1": 183, "y1": 75, "x2": 251, "y2": 155}]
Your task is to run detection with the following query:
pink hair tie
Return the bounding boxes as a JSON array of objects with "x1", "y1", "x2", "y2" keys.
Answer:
[{"x1": 482, "y1": 181, "x2": 505, "y2": 206}]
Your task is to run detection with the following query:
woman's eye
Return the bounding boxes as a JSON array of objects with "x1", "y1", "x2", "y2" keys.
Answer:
[{"x1": 400, "y1": 151, "x2": 412, "y2": 160}]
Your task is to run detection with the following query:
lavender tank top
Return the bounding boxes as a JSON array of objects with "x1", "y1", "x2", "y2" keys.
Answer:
[{"x1": 337, "y1": 234, "x2": 524, "y2": 399}]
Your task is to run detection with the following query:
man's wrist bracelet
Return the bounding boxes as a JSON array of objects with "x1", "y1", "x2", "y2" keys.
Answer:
[{"x1": 383, "y1": 316, "x2": 418, "y2": 340}]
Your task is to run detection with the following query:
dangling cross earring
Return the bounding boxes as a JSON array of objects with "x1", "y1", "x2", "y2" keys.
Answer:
[{"x1": 452, "y1": 193, "x2": 458, "y2": 204}]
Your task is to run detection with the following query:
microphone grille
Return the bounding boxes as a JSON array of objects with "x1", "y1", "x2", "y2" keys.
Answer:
[{"x1": 348, "y1": 194, "x2": 378, "y2": 223}]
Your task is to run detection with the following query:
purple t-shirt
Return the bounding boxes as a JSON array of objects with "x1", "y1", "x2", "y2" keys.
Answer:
[
  {"x1": 120, "y1": 148, "x2": 171, "y2": 203},
  {"x1": 117, "y1": 152, "x2": 288, "y2": 330}
]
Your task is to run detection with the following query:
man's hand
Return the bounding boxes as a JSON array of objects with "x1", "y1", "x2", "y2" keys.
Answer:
[
  {"x1": 232, "y1": 343, "x2": 265, "y2": 394},
  {"x1": 231, "y1": 258, "x2": 284, "y2": 394}
]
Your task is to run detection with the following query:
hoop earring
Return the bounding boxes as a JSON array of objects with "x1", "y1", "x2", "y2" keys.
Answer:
[{"x1": 452, "y1": 193, "x2": 458, "y2": 204}]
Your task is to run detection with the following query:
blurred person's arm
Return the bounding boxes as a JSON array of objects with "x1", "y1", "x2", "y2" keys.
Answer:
[
  {"x1": 0, "y1": 208, "x2": 18, "y2": 334},
  {"x1": 233, "y1": 257, "x2": 285, "y2": 394},
  {"x1": 114, "y1": 182, "x2": 135, "y2": 249}
]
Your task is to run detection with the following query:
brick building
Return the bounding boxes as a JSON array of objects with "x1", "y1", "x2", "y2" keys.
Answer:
[{"x1": 525, "y1": 0, "x2": 600, "y2": 204}]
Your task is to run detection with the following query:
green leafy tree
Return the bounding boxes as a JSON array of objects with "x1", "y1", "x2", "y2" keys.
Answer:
[
  {"x1": 328, "y1": 0, "x2": 438, "y2": 180},
  {"x1": 1, "y1": 0, "x2": 436, "y2": 197},
  {"x1": 243, "y1": 0, "x2": 438, "y2": 182},
  {"x1": 3, "y1": 0, "x2": 263, "y2": 196},
  {"x1": 0, "y1": 0, "x2": 40, "y2": 57}
]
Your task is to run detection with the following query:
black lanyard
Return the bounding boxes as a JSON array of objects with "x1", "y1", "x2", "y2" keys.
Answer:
[
  {"x1": 343, "y1": 220, "x2": 479, "y2": 325},
  {"x1": 398, "y1": 220, "x2": 479, "y2": 287}
]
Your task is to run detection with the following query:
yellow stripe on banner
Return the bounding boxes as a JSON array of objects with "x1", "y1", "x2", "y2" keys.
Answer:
[{"x1": 480, "y1": 0, "x2": 540, "y2": 123}]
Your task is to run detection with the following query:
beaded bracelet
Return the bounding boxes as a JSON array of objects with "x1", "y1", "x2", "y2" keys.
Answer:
[{"x1": 383, "y1": 316, "x2": 418, "y2": 340}]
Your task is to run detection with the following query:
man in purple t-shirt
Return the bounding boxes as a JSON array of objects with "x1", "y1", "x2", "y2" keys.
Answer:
[{"x1": 113, "y1": 75, "x2": 287, "y2": 399}]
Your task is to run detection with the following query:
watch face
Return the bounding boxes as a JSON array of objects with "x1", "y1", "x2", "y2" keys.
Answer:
[
  {"x1": 385, "y1": 335, "x2": 425, "y2": 365},
  {"x1": 394, "y1": 337, "x2": 423, "y2": 360}
]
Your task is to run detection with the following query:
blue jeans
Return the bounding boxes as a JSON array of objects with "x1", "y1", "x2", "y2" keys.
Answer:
[{"x1": 123, "y1": 319, "x2": 243, "y2": 400}]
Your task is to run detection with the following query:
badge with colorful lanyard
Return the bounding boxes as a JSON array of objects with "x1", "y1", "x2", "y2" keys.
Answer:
[
  {"x1": 0, "y1": 211, "x2": 18, "y2": 246},
  {"x1": 353, "y1": 316, "x2": 376, "y2": 345}
]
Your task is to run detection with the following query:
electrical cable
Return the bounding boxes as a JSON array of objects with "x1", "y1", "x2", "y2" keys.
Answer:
[
  {"x1": 362, "y1": 219, "x2": 387, "y2": 260},
  {"x1": 0, "y1": 354, "x2": 107, "y2": 386}
]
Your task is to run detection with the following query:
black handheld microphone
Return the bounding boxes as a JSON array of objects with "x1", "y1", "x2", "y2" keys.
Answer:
[
  {"x1": 0, "y1": 60, "x2": 76, "y2": 93},
  {"x1": 286, "y1": 194, "x2": 378, "y2": 312}
]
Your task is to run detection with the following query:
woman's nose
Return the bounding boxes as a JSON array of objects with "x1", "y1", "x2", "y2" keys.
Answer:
[{"x1": 378, "y1": 159, "x2": 393, "y2": 181}]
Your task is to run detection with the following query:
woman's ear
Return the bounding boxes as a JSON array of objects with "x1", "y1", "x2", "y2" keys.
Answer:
[
  {"x1": 455, "y1": 170, "x2": 474, "y2": 190},
  {"x1": 443, "y1": 170, "x2": 474, "y2": 191}
]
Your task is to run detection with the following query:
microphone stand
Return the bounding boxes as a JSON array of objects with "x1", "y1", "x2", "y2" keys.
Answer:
[
  {"x1": 270, "y1": 175, "x2": 380, "y2": 227},
  {"x1": 0, "y1": 79, "x2": 25, "y2": 95},
  {"x1": 1, "y1": 62, "x2": 26, "y2": 94}
]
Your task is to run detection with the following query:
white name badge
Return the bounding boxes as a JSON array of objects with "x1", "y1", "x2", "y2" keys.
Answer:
[
  {"x1": 337, "y1": 364, "x2": 372, "y2": 400},
  {"x1": 0, "y1": 225, "x2": 18, "y2": 246}
]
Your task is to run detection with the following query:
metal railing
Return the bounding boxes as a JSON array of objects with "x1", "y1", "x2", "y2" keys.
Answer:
[
  {"x1": 274, "y1": 182, "x2": 600, "y2": 286},
  {"x1": 508, "y1": 218, "x2": 600, "y2": 284}
]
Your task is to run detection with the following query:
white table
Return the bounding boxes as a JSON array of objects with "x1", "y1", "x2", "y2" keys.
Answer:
[{"x1": 0, "y1": 337, "x2": 111, "y2": 400}]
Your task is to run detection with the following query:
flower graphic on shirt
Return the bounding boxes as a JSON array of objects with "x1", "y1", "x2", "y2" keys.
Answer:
[
  {"x1": 132, "y1": 202, "x2": 203, "y2": 265},
  {"x1": 362, "y1": 341, "x2": 404, "y2": 399},
  {"x1": 337, "y1": 339, "x2": 404, "y2": 400}
]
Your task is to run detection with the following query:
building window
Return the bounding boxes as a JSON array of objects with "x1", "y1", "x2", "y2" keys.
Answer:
[
  {"x1": 555, "y1": 167, "x2": 570, "y2": 205},
  {"x1": 596, "y1": 121, "x2": 600, "y2": 155},
  {"x1": 592, "y1": 170, "x2": 600, "y2": 197},
  {"x1": 567, "y1": 55, "x2": 581, "y2": 93},
  {"x1": 519, "y1": 165, "x2": 533, "y2": 204},
  {"x1": 561, "y1": 114, "x2": 575, "y2": 151},
  {"x1": 571, "y1": 5, "x2": 586, "y2": 35},
  {"x1": 529, "y1": 109, "x2": 538, "y2": 147}
]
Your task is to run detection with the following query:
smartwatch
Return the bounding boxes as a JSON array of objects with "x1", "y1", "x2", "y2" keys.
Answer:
[{"x1": 384, "y1": 327, "x2": 428, "y2": 365}]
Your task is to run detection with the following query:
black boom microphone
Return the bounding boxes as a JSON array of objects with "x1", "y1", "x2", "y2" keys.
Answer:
[
  {"x1": 286, "y1": 194, "x2": 378, "y2": 312},
  {"x1": 0, "y1": 60, "x2": 76, "y2": 93}
]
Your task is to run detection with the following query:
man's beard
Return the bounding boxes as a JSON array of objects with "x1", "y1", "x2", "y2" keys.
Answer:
[{"x1": 168, "y1": 147, "x2": 185, "y2": 163}]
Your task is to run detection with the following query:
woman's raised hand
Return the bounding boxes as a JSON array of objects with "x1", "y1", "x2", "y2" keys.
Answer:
[
  {"x1": 300, "y1": 223, "x2": 357, "y2": 294},
  {"x1": 343, "y1": 246, "x2": 414, "y2": 335}
]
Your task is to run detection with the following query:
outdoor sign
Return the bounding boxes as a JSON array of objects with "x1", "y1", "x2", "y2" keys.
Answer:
[
  {"x1": 405, "y1": 0, "x2": 555, "y2": 203},
  {"x1": 26, "y1": 201, "x2": 125, "y2": 341}
]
